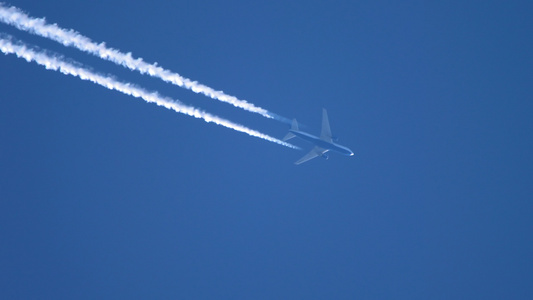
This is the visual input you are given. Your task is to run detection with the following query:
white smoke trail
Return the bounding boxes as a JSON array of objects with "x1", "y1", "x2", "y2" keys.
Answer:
[
  {"x1": 0, "y1": 37, "x2": 299, "y2": 150},
  {"x1": 0, "y1": 4, "x2": 292, "y2": 123}
]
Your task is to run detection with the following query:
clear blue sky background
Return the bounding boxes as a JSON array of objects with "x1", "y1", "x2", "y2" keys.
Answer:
[{"x1": 1, "y1": 1, "x2": 532, "y2": 299}]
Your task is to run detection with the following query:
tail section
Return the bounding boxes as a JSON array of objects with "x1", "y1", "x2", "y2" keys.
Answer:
[
  {"x1": 283, "y1": 119, "x2": 299, "y2": 141},
  {"x1": 291, "y1": 119, "x2": 299, "y2": 131}
]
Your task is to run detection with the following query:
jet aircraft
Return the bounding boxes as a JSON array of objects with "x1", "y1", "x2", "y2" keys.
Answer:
[{"x1": 284, "y1": 109, "x2": 354, "y2": 165}]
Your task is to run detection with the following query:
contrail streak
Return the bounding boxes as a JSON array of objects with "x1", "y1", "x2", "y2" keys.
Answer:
[
  {"x1": 0, "y1": 4, "x2": 292, "y2": 123},
  {"x1": 0, "y1": 37, "x2": 299, "y2": 149}
]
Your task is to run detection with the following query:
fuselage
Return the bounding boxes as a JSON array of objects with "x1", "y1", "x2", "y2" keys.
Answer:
[{"x1": 290, "y1": 130, "x2": 354, "y2": 156}]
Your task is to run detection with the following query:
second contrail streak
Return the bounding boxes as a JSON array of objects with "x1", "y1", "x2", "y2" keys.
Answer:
[
  {"x1": 0, "y1": 4, "x2": 291, "y2": 123},
  {"x1": 0, "y1": 37, "x2": 299, "y2": 149}
]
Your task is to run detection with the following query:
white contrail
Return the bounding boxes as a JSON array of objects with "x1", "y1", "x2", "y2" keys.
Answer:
[
  {"x1": 0, "y1": 4, "x2": 291, "y2": 123},
  {"x1": 0, "y1": 37, "x2": 299, "y2": 150}
]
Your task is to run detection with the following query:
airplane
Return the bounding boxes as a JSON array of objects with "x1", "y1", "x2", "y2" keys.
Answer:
[{"x1": 283, "y1": 108, "x2": 354, "y2": 165}]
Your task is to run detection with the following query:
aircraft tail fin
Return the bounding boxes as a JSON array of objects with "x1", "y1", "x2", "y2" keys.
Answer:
[
  {"x1": 283, "y1": 119, "x2": 299, "y2": 141},
  {"x1": 291, "y1": 119, "x2": 299, "y2": 131}
]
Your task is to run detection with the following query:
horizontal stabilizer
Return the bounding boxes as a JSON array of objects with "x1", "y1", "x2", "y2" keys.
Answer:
[
  {"x1": 283, "y1": 119, "x2": 299, "y2": 141},
  {"x1": 283, "y1": 132, "x2": 296, "y2": 141}
]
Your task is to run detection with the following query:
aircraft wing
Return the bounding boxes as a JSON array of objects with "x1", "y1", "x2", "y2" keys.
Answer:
[
  {"x1": 320, "y1": 108, "x2": 333, "y2": 143},
  {"x1": 294, "y1": 147, "x2": 328, "y2": 165}
]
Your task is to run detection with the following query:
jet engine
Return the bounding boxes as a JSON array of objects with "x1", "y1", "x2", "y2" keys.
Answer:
[{"x1": 322, "y1": 154, "x2": 329, "y2": 160}]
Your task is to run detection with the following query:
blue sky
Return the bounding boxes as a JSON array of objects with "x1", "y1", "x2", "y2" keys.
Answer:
[{"x1": 1, "y1": 1, "x2": 532, "y2": 299}]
